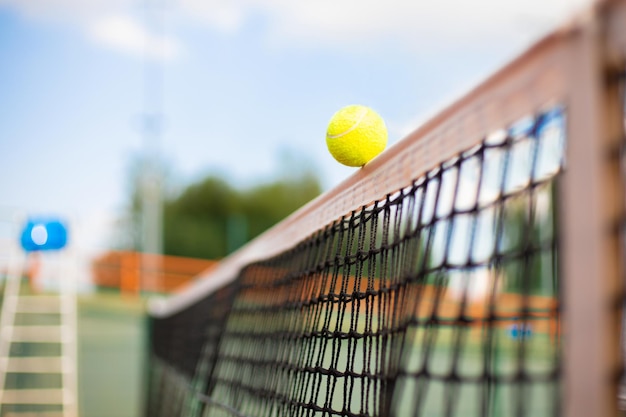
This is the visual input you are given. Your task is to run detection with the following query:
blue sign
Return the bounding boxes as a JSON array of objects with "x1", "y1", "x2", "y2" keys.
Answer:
[
  {"x1": 20, "y1": 218, "x2": 68, "y2": 252},
  {"x1": 508, "y1": 323, "x2": 533, "y2": 340}
]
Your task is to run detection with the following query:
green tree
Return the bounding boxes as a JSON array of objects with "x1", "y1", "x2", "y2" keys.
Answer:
[
  {"x1": 163, "y1": 177, "x2": 240, "y2": 259},
  {"x1": 500, "y1": 182, "x2": 558, "y2": 296},
  {"x1": 241, "y1": 173, "x2": 321, "y2": 239},
  {"x1": 161, "y1": 170, "x2": 322, "y2": 260}
]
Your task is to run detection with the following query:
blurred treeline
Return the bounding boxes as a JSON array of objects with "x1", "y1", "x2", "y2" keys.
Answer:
[
  {"x1": 162, "y1": 173, "x2": 321, "y2": 259},
  {"x1": 122, "y1": 154, "x2": 322, "y2": 260}
]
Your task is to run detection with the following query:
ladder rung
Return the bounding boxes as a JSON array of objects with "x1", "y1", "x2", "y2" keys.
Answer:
[
  {"x1": 3, "y1": 356, "x2": 71, "y2": 373},
  {"x1": 1, "y1": 388, "x2": 71, "y2": 404},
  {"x1": 3, "y1": 326, "x2": 72, "y2": 343},
  {"x1": 13, "y1": 296, "x2": 71, "y2": 314}
]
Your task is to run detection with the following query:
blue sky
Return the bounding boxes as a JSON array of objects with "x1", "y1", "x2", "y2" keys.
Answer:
[{"x1": 0, "y1": 0, "x2": 588, "y2": 254}]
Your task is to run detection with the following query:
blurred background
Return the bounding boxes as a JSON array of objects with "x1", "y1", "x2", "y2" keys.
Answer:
[{"x1": 0, "y1": 0, "x2": 590, "y2": 416}]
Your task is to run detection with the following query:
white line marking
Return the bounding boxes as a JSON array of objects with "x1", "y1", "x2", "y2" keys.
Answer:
[{"x1": 326, "y1": 107, "x2": 369, "y2": 140}]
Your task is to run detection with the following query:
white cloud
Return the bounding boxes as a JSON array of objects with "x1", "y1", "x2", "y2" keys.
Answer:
[
  {"x1": 1, "y1": 0, "x2": 592, "y2": 57},
  {"x1": 179, "y1": 0, "x2": 592, "y2": 50},
  {"x1": 1, "y1": 0, "x2": 181, "y2": 61},
  {"x1": 178, "y1": 0, "x2": 247, "y2": 33},
  {"x1": 0, "y1": 0, "x2": 128, "y2": 21},
  {"x1": 88, "y1": 14, "x2": 181, "y2": 61}
]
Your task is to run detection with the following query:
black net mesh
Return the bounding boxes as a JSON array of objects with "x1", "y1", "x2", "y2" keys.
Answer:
[{"x1": 148, "y1": 107, "x2": 565, "y2": 417}]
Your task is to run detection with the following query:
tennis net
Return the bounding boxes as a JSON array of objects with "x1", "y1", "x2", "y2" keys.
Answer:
[{"x1": 146, "y1": 2, "x2": 626, "y2": 416}]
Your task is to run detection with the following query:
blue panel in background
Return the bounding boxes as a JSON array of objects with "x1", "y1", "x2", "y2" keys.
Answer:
[{"x1": 20, "y1": 218, "x2": 68, "y2": 252}]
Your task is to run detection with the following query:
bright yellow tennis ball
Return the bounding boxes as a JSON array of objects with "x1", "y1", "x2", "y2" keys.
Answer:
[{"x1": 326, "y1": 105, "x2": 388, "y2": 167}]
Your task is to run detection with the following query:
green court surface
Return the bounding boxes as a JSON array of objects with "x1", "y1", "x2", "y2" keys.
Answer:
[
  {"x1": 77, "y1": 293, "x2": 147, "y2": 417},
  {"x1": 5, "y1": 288, "x2": 559, "y2": 417}
]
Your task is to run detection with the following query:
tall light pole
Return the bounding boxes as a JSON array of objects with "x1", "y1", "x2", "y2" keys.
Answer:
[{"x1": 140, "y1": 0, "x2": 165, "y2": 293}]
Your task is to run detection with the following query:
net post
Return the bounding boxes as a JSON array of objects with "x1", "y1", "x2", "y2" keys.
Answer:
[{"x1": 562, "y1": 6, "x2": 625, "y2": 417}]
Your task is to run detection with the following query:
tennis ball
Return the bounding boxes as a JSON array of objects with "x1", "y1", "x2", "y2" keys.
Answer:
[{"x1": 326, "y1": 105, "x2": 388, "y2": 167}]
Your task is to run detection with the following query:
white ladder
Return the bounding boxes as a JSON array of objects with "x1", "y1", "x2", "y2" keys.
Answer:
[{"x1": 0, "y1": 234, "x2": 78, "y2": 417}]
